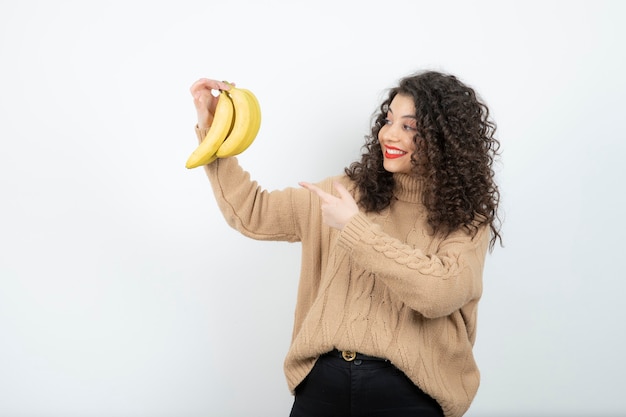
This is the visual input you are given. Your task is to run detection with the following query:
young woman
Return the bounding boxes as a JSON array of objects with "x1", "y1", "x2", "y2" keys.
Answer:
[{"x1": 189, "y1": 70, "x2": 501, "y2": 417}]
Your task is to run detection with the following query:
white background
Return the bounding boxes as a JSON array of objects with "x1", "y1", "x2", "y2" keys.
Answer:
[{"x1": 1, "y1": 1, "x2": 625, "y2": 416}]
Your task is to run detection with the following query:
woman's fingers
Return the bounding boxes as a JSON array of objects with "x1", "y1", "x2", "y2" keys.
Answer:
[
  {"x1": 300, "y1": 181, "x2": 359, "y2": 230},
  {"x1": 299, "y1": 182, "x2": 334, "y2": 203},
  {"x1": 190, "y1": 78, "x2": 232, "y2": 95},
  {"x1": 190, "y1": 79, "x2": 233, "y2": 106},
  {"x1": 300, "y1": 181, "x2": 356, "y2": 205},
  {"x1": 333, "y1": 181, "x2": 359, "y2": 215},
  {"x1": 189, "y1": 78, "x2": 235, "y2": 128},
  {"x1": 333, "y1": 181, "x2": 353, "y2": 201}
]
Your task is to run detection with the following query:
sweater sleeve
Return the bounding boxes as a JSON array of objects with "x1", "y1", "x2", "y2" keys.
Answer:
[
  {"x1": 194, "y1": 126, "x2": 312, "y2": 242},
  {"x1": 202, "y1": 157, "x2": 310, "y2": 242},
  {"x1": 337, "y1": 212, "x2": 489, "y2": 319}
]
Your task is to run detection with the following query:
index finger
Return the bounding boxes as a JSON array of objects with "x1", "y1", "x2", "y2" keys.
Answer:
[{"x1": 299, "y1": 181, "x2": 333, "y2": 202}]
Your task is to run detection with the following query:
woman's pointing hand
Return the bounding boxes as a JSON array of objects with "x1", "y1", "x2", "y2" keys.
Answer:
[{"x1": 299, "y1": 181, "x2": 359, "y2": 230}]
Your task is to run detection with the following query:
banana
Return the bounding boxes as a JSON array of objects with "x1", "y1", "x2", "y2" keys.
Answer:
[
  {"x1": 215, "y1": 87, "x2": 262, "y2": 158},
  {"x1": 185, "y1": 90, "x2": 235, "y2": 169}
]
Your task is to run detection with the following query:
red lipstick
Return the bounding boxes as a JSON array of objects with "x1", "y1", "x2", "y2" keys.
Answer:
[{"x1": 384, "y1": 145, "x2": 407, "y2": 159}]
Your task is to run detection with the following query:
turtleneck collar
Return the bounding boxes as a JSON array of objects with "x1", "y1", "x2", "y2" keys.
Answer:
[{"x1": 393, "y1": 173, "x2": 424, "y2": 203}]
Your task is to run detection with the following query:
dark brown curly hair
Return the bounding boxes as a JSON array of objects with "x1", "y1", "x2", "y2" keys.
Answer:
[{"x1": 345, "y1": 70, "x2": 502, "y2": 250}]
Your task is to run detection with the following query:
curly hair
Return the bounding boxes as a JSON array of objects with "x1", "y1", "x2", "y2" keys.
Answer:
[{"x1": 345, "y1": 70, "x2": 502, "y2": 250}]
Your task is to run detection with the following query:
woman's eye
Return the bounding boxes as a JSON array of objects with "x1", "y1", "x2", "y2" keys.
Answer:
[
  {"x1": 383, "y1": 118, "x2": 392, "y2": 125},
  {"x1": 403, "y1": 124, "x2": 417, "y2": 131}
]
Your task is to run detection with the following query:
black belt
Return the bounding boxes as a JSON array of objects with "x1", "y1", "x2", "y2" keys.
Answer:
[{"x1": 323, "y1": 349, "x2": 389, "y2": 362}]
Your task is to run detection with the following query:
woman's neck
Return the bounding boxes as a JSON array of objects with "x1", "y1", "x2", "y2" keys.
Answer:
[{"x1": 393, "y1": 173, "x2": 424, "y2": 203}]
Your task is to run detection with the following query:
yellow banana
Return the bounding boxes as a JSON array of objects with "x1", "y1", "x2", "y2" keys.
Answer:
[
  {"x1": 215, "y1": 87, "x2": 261, "y2": 158},
  {"x1": 185, "y1": 90, "x2": 235, "y2": 169}
]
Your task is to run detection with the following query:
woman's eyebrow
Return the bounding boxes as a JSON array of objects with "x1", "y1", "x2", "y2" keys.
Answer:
[{"x1": 388, "y1": 107, "x2": 417, "y2": 120}]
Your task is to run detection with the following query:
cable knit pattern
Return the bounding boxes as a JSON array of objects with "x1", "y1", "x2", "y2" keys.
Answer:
[{"x1": 199, "y1": 140, "x2": 490, "y2": 417}]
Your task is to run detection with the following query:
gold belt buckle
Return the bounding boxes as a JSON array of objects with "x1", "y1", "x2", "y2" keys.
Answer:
[{"x1": 341, "y1": 350, "x2": 356, "y2": 361}]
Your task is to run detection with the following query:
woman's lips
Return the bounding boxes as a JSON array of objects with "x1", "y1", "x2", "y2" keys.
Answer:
[{"x1": 384, "y1": 145, "x2": 407, "y2": 159}]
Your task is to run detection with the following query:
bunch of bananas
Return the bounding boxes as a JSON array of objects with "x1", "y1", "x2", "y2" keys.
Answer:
[{"x1": 186, "y1": 83, "x2": 261, "y2": 169}]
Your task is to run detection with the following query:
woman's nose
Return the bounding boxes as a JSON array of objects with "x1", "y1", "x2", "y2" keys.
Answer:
[{"x1": 381, "y1": 125, "x2": 398, "y2": 142}]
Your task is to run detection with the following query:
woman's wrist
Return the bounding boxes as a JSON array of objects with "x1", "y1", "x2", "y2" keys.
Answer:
[
  {"x1": 197, "y1": 119, "x2": 212, "y2": 129},
  {"x1": 197, "y1": 111, "x2": 213, "y2": 129}
]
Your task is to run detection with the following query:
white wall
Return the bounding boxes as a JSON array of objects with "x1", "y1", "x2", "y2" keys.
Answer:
[{"x1": 1, "y1": 1, "x2": 624, "y2": 416}]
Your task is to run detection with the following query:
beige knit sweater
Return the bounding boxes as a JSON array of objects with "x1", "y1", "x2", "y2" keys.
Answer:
[{"x1": 198, "y1": 132, "x2": 490, "y2": 417}]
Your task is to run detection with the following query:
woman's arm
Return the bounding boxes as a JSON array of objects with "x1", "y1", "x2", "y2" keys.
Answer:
[
  {"x1": 299, "y1": 179, "x2": 488, "y2": 319},
  {"x1": 201, "y1": 156, "x2": 305, "y2": 243},
  {"x1": 337, "y1": 214, "x2": 489, "y2": 319},
  {"x1": 189, "y1": 78, "x2": 310, "y2": 242}
]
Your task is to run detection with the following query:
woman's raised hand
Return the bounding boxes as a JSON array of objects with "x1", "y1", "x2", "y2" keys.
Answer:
[
  {"x1": 299, "y1": 181, "x2": 359, "y2": 230},
  {"x1": 189, "y1": 78, "x2": 233, "y2": 129}
]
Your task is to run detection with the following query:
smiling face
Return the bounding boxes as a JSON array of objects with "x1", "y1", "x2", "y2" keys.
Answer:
[{"x1": 378, "y1": 94, "x2": 418, "y2": 175}]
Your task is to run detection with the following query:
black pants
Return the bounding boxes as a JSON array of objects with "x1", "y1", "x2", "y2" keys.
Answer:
[{"x1": 289, "y1": 351, "x2": 444, "y2": 417}]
